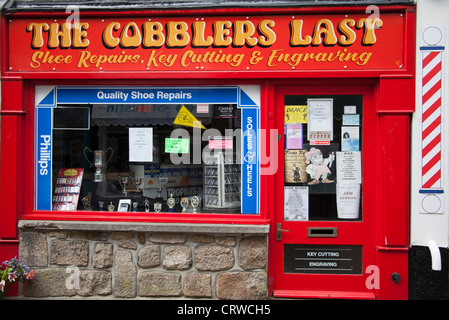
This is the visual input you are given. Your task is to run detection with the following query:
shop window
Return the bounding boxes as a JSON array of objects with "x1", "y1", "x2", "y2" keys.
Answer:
[
  {"x1": 284, "y1": 95, "x2": 363, "y2": 221},
  {"x1": 35, "y1": 86, "x2": 260, "y2": 215}
]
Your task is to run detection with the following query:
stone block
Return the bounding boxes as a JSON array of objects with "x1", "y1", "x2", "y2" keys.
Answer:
[
  {"x1": 78, "y1": 270, "x2": 112, "y2": 296},
  {"x1": 194, "y1": 245, "x2": 235, "y2": 271},
  {"x1": 149, "y1": 233, "x2": 187, "y2": 244},
  {"x1": 49, "y1": 231, "x2": 68, "y2": 239},
  {"x1": 23, "y1": 268, "x2": 76, "y2": 297},
  {"x1": 110, "y1": 231, "x2": 135, "y2": 240},
  {"x1": 50, "y1": 239, "x2": 89, "y2": 267},
  {"x1": 238, "y1": 237, "x2": 267, "y2": 270},
  {"x1": 215, "y1": 236, "x2": 236, "y2": 247},
  {"x1": 216, "y1": 271, "x2": 267, "y2": 300},
  {"x1": 92, "y1": 242, "x2": 113, "y2": 269},
  {"x1": 138, "y1": 233, "x2": 146, "y2": 244},
  {"x1": 70, "y1": 230, "x2": 108, "y2": 241},
  {"x1": 118, "y1": 240, "x2": 137, "y2": 250},
  {"x1": 138, "y1": 272, "x2": 182, "y2": 297},
  {"x1": 114, "y1": 250, "x2": 137, "y2": 298},
  {"x1": 184, "y1": 272, "x2": 212, "y2": 298},
  {"x1": 192, "y1": 234, "x2": 214, "y2": 243},
  {"x1": 19, "y1": 231, "x2": 48, "y2": 267},
  {"x1": 138, "y1": 245, "x2": 160, "y2": 268},
  {"x1": 163, "y1": 245, "x2": 192, "y2": 270}
]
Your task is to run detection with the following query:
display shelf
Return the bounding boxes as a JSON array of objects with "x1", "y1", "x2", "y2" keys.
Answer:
[{"x1": 203, "y1": 152, "x2": 241, "y2": 210}]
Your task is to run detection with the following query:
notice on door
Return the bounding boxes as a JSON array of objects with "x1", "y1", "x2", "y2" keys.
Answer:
[
  {"x1": 284, "y1": 244, "x2": 362, "y2": 274},
  {"x1": 284, "y1": 186, "x2": 308, "y2": 221},
  {"x1": 336, "y1": 151, "x2": 361, "y2": 184},
  {"x1": 307, "y1": 98, "x2": 333, "y2": 141}
]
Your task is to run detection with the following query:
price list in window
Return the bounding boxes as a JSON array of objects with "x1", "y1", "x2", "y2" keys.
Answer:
[{"x1": 52, "y1": 168, "x2": 84, "y2": 211}]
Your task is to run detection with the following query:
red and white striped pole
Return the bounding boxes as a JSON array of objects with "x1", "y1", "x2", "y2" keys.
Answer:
[
  {"x1": 421, "y1": 48, "x2": 443, "y2": 190},
  {"x1": 419, "y1": 33, "x2": 445, "y2": 213}
]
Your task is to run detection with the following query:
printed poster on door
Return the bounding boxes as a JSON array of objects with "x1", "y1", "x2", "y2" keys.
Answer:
[
  {"x1": 284, "y1": 186, "x2": 308, "y2": 221},
  {"x1": 307, "y1": 98, "x2": 333, "y2": 141}
]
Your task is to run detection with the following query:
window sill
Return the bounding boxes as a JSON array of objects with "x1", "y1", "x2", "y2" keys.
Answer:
[{"x1": 18, "y1": 218, "x2": 270, "y2": 235}]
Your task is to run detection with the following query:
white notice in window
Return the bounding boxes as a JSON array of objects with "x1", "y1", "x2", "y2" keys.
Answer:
[
  {"x1": 307, "y1": 98, "x2": 333, "y2": 141},
  {"x1": 336, "y1": 151, "x2": 361, "y2": 184},
  {"x1": 284, "y1": 186, "x2": 309, "y2": 221},
  {"x1": 129, "y1": 127, "x2": 153, "y2": 162}
]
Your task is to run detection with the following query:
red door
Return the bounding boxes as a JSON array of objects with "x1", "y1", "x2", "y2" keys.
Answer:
[{"x1": 271, "y1": 83, "x2": 378, "y2": 299}]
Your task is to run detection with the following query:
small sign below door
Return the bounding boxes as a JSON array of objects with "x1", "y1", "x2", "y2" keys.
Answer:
[{"x1": 284, "y1": 244, "x2": 362, "y2": 274}]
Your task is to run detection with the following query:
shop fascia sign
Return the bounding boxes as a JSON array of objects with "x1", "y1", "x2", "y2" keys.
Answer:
[
  {"x1": 34, "y1": 85, "x2": 260, "y2": 214},
  {"x1": 9, "y1": 13, "x2": 404, "y2": 72}
]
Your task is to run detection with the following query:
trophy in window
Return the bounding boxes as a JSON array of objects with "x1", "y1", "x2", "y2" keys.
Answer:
[
  {"x1": 154, "y1": 188, "x2": 163, "y2": 213},
  {"x1": 118, "y1": 173, "x2": 132, "y2": 196},
  {"x1": 167, "y1": 193, "x2": 175, "y2": 212},
  {"x1": 144, "y1": 198, "x2": 150, "y2": 212},
  {"x1": 83, "y1": 147, "x2": 113, "y2": 182},
  {"x1": 133, "y1": 177, "x2": 143, "y2": 192},
  {"x1": 191, "y1": 196, "x2": 199, "y2": 213},
  {"x1": 154, "y1": 202, "x2": 162, "y2": 213},
  {"x1": 180, "y1": 197, "x2": 189, "y2": 213}
]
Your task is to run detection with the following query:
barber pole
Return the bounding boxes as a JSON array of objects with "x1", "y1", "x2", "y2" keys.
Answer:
[
  {"x1": 419, "y1": 31, "x2": 445, "y2": 215},
  {"x1": 421, "y1": 47, "x2": 443, "y2": 190}
]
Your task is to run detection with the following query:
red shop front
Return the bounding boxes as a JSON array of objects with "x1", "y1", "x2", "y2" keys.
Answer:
[{"x1": 0, "y1": 1, "x2": 415, "y2": 299}]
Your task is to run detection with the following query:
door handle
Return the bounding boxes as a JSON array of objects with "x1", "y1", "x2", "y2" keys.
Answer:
[{"x1": 277, "y1": 223, "x2": 290, "y2": 241}]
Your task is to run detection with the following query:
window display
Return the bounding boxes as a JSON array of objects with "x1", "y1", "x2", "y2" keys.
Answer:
[
  {"x1": 51, "y1": 103, "x2": 241, "y2": 213},
  {"x1": 35, "y1": 86, "x2": 261, "y2": 215},
  {"x1": 203, "y1": 151, "x2": 241, "y2": 211},
  {"x1": 284, "y1": 95, "x2": 363, "y2": 221}
]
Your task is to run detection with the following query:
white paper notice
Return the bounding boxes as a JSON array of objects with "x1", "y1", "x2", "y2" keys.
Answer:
[
  {"x1": 307, "y1": 98, "x2": 333, "y2": 141},
  {"x1": 284, "y1": 186, "x2": 308, "y2": 221},
  {"x1": 336, "y1": 184, "x2": 361, "y2": 219},
  {"x1": 129, "y1": 127, "x2": 153, "y2": 162},
  {"x1": 336, "y1": 151, "x2": 361, "y2": 184}
]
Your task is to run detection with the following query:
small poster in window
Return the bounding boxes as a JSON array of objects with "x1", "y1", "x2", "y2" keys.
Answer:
[
  {"x1": 336, "y1": 151, "x2": 362, "y2": 184},
  {"x1": 197, "y1": 104, "x2": 209, "y2": 114},
  {"x1": 284, "y1": 186, "x2": 309, "y2": 221},
  {"x1": 286, "y1": 124, "x2": 303, "y2": 149},
  {"x1": 303, "y1": 144, "x2": 337, "y2": 185},
  {"x1": 285, "y1": 105, "x2": 308, "y2": 124},
  {"x1": 165, "y1": 138, "x2": 190, "y2": 154},
  {"x1": 307, "y1": 98, "x2": 333, "y2": 141},
  {"x1": 209, "y1": 137, "x2": 233, "y2": 149},
  {"x1": 129, "y1": 127, "x2": 153, "y2": 162},
  {"x1": 173, "y1": 105, "x2": 206, "y2": 129},
  {"x1": 336, "y1": 183, "x2": 361, "y2": 219},
  {"x1": 344, "y1": 105, "x2": 357, "y2": 114},
  {"x1": 342, "y1": 114, "x2": 360, "y2": 126},
  {"x1": 52, "y1": 168, "x2": 84, "y2": 211},
  {"x1": 285, "y1": 149, "x2": 308, "y2": 183},
  {"x1": 342, "y1": 126, "x2": 360, "y2": 151}
]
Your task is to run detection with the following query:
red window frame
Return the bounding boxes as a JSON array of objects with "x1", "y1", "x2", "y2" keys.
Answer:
[{"x1": 18, "y1": 79, "x2": 271, "y2": 225}]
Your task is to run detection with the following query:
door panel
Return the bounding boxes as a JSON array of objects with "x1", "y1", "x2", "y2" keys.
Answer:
[{"x1": 272, "y1": 84, "x2": 376, "y2": 299}]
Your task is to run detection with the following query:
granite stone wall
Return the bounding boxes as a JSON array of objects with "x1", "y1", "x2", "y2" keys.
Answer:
[{"x1": 17, "y1": 221, "x2": 269, "y2": 299}]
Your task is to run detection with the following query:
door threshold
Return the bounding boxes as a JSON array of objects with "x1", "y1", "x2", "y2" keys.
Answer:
[{"x1": 273, "y1": 290, "x2": 376, "y2": 300}]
